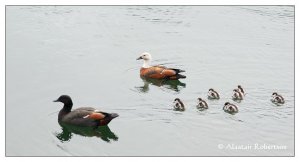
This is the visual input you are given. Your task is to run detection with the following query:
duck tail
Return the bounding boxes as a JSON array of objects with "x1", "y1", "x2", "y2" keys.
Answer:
[
  {"x1": 169, "y1": 68, "x2": 186, "y2": 79},
  {"x1": 99, "y1": 113, "x2": 119, "y2": 126},
  {"x1": 110, "y1": 113, "x2": 119, "y2": 119},
  {"x1": 177, "y1": 74, "x2": 186, "y2": 79},
  {"x1": 171, "y1": 68, "x2": 185, "y2": 73},
  {"x1": 169, "y1": 74, "x2": 186, "y2": 80}
]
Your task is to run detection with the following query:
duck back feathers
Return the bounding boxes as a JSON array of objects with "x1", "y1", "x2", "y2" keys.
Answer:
[{"x1": 140, "y1": 66, "x2": 186, "y2": 80}]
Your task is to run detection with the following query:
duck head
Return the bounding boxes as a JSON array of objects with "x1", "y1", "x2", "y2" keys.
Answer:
[
  {"x1": 137, "y1": 52, "x2": 152, "y2": 68},
  {"x1": 174, "y1": 98, "x2": 183, "y2": 106},
  {"x1": 224, "y1": 102, "x2": 230, "y2": 106},
  {"x1": 174, "y1": 98, "x2": 181, "y2": 103},
  {"x1": 272, "y1": 92, "x2": 278, "y2": 97},
  {"x1": 54, "y1": 95, "x2": 73, "y2": 106},
  {"x1": 137, "y1": 52, "x2": 152, "y2": 61}
]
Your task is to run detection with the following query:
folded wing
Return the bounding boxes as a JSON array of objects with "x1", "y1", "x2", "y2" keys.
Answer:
[{"x1": 140, "y1": 66, "x2": 186, "y2": 80}]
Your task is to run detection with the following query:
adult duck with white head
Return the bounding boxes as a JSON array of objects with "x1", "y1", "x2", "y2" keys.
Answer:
[{"x1": 136, "y1": 52, "x2": 186, "y2": 80}]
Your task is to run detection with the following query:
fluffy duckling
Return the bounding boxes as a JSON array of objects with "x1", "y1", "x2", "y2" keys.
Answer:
[
  {"x1": 232, "y1": 89, "x2": 243, "y2": 100},
  {"x1": 237, "y1": 85, "x2": 245, "y2": 96},
  {"x1": 207, "y1": 88, "x2": 220, "y2": 99},
  {"x1": 173, "y1": 98, "x2": 185, "y2": 111},
  {"x1": 197, "y1": 98, "x2": 208, "y2": 109},
  {"x1": 271, "y1": 92, "x2": 285, "y2": 104},
  {"x1": 223, "y1": 102, "x2": 239, "y2": 114}
]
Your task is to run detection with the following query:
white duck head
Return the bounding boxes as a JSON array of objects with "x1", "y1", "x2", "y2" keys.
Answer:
[{"x1": 137, "y1": 52, "x2": 152, "y2": 68}]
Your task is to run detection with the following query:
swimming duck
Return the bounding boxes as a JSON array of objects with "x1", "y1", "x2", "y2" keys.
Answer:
[
  {"x1": 173, "y1": 98, "x2": 185, "y2": 111},
  {"x1": 271, "y1": 92, "x2": 285, "y2": 104},
  {"x1": 136, "y1": 52, "x2": 186, "y2": 80},
  {"x1": 232, "y1": 89, "x2": 243, "y2": 100},
  {"x1": 207, "y1": 88, "x2": 220, "y2": 99},
  {"x1": 238, "y1": 85, "x2": 245, "y2": 95},
  {"x1": 53, "y1": 95, "x2": 119, "y2": 127},
  {"x1": 237, "y1": 85, "x2": 245, "y2": 96},
  {"x1": 197, "y1": 98, "x2": 208, "y2": 109},
  {"x1": 223, "y1": 102, "x2": 239, "y2": 114}
]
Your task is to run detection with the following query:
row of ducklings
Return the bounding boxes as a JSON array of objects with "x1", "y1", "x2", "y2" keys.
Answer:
[
  {"x1": 173, "y1": 98, "x2": 239, "y2": 114},
  {"x1": 173, "y1": 85, "x2": 285, "y2": 114}
]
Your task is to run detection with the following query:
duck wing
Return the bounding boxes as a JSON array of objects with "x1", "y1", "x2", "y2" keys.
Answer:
[
  {"x1": 62, "y1": 107, "x2": 115, "y2": 127},
  {"x1": 140, "y1": 66, "x2": 186, "y2": 80},
  {"x1": 73, "y1": 107, "x2": 108, "y2": 120},
  {"x1": 153, "y1": 65, "x2": 185, "y2": 73}
]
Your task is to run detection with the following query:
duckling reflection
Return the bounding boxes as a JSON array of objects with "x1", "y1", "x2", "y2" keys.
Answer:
[
  {"x1": 55, "y1": 123, "x2": 118, "y2": 143},
  {"x1": 136, "y1": 76, "x2": 186, "y2": 93}
]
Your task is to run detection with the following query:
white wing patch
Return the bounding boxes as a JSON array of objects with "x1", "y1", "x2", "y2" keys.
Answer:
[{"x1": 83, "y1": 115, "x2": 90, "y2": 118}]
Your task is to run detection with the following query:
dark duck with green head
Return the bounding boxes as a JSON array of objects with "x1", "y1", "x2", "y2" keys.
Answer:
[{"x1": 53, "y1": 95, "x2": 119, "y2": 127}]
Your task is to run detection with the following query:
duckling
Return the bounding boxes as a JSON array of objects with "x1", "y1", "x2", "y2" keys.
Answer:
[
  {"x1": 197, "y1": 98, "x2": 208, "y2": 109},
  {"x1": 223, "y1": 102, "x2": 238, "y2": 114},
  {"x1": 173, "y1": 98, "x2": 185, "y2": 111},
  {"x1": 271, "y1": 92, "x2": 285, "y2": 104},
  {"x1": 232, "y1": 89, "x2": 243, "y2": 100},
  {"x1": 237, "y1": 85, "x2": 245, "y2": 96},
  {"x1": 207, "y1": 88, "x2": 220, "y2": 99}
]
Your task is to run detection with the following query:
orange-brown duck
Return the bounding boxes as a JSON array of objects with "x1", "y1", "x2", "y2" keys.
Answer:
[{"x1": 136, "y1": 52, "x2": 186, "y2": 80}]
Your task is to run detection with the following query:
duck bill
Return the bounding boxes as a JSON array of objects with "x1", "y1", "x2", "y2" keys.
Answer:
[
  {"x1": 53, "y1": 99, "x2": 59, "y2": 102},
  {"x1": 136, "y1": 56, "x2": 142, "y2": 60}
]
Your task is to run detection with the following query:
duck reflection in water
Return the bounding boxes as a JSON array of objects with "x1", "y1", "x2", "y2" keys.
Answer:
[
  {"x1": 55, "y1": 123, "x2": 118, "y2": 143},
  {"x1": 136, "y1": 76, "x2": 186, "y2": 93}
]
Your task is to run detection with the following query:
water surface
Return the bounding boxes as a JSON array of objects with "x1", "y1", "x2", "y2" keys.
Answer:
[{"x1": 6, "y1": 6, "x2": 294, "y2": 156}]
